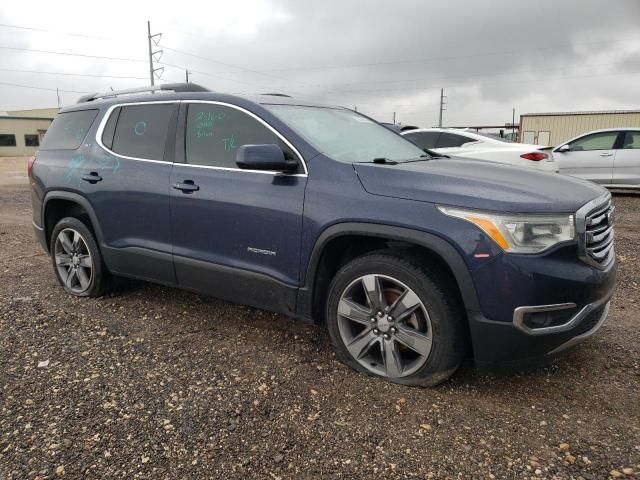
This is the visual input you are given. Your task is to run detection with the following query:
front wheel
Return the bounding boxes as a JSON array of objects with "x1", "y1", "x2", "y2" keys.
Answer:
[{"x1": 326, "y1": 251, "x2": 466, "y2": 387}]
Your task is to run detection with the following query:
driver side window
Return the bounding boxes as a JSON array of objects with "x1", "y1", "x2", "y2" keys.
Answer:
[
  {"x1": 186, "y1": 104, "x2": 294, "y2": 169},
  {"x1": 568, "y1": 132, "x2": 619, "y2": 152}
]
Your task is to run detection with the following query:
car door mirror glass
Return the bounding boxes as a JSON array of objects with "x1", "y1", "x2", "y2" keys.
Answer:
[{"x1": 236, "y1": 144, "x2": 298, "y2": 173}]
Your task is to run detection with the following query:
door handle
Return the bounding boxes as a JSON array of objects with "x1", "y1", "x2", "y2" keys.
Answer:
[
  {"x1": 599, "y1": 152, "x2": 614, "y2": 157},
  {"x1": 81, "y1": 172, "x2": 102, "y2": 183},
  {"x1": 172, "y1": 180, "x2": 200, "y2": 193}
]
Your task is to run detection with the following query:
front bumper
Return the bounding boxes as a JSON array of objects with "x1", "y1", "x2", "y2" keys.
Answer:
[
  {"x1": 469, "y1": 298, "x2": 611, "y2": 372},
  {"x1": 467, "y1": 244, "x2": 617, "y2": 371}
]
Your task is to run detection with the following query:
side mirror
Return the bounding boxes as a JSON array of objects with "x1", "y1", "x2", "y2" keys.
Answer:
[
  {"x1": 236, "y1": 144, "x2": 298, "y2": 173},
  {"x1": 557, "y1": 144, "x2": 571, "y2": 152}
]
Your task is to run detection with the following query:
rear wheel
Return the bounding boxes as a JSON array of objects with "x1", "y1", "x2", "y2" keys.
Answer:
[
  {"x1": 51, "y1": 217, "x2": 111, "y2": 297},
  {"x1": 326, "y1": 251, "x2": 466, "y2": 386}
]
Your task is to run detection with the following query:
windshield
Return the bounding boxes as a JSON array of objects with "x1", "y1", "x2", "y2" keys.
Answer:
[{"x1": 265, "y1": 105, "x2": 426, "y2": 163}]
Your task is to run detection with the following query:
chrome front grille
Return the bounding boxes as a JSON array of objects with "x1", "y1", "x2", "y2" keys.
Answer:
[{"x1": 577, "y1": 194, "x2": 615, "y2": 268}]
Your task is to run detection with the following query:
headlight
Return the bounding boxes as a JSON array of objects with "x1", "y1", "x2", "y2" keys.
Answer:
[{"x1": 438, "y1": 206, "x2": 575, "y2": 254}]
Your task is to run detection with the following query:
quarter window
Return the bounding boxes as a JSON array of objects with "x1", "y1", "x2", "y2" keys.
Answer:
[
  {"x1": 0, "y1": 134, "x2": 16, "y2": 147},
  {"x1": 568, "y1": 132, "x2": 619, "y2": 151},
  {"x1": 404, "y1": 131, "x2": 440, "y2": 149},
  {"x1": 186, "y1": 104, "x2": 290, "y2": 169},
  {"x1": 111, "y1": 104, "x2": 174, "y2": 160},
  {"x1": 25, "y1": 134, "x2": 39, "y2": 147},
  {"x1": 622, "y1": 131, "x2": 640, "y2": 150},
  {"x1": 40, "y1": 109, "x2": 98, "y2": 150},
  {"x1": 436, "y1": 133, "x2": 472, "y2": 148}
]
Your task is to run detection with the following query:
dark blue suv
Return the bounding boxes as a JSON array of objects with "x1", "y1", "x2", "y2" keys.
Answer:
[{"x1": 30, "y1": 84, "x2": 616, "y2": 386}]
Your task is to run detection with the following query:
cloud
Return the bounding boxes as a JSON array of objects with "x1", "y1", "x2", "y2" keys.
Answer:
[{"x1": 1, "y1": 0, "x2": 639, "y2": 127}]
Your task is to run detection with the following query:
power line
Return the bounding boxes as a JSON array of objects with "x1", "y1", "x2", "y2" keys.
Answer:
[
  {"x1": 158, "y1": 61, "x2": 263, "y2": 87},
  {"x1": 0, "y1": 45, "x2": 146, "y2": 62},
  {"x1": 0, "y1": 23, "x2": 113, "y2": 40},
  {"x1": 0, "y1": 67, "x2": 147, "y2": 80},
  {"x1": 0, "y1": 81, "x2": 89, "y2": 94},
  {"x1": 159, "y1": 44, "x2": 310, "y2": 89}
]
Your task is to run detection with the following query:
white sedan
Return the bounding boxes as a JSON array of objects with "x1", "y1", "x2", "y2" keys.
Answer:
[
  {"x1": 401, "y1": 128, "x2": 559, "y2": 173},
  {"x1": 552, "y1": 128, "x2": 640, "y2": 189}
]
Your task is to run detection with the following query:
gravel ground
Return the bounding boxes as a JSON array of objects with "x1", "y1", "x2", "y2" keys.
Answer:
[{"x1": 1, "y1": 158, "x2": 639, "y2": 479}]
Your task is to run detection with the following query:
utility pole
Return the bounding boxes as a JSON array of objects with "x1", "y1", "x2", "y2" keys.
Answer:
[
  {"x1": 512, "y1": 107, "x2": 516, "y2": 138},
  {"x1": 438, "y1": 88, "x2": 447, "y2": 127},
  {"x1": 185, "y1": 70, "x2": 190, "y2": 83},
  {"x1": 392, "y1": 111, "x2": 396, "y2": 124},
  {"x1": 147, "y1": 21, "x2": 163, "y2": 87},
  {"x1": 56, "y1": 88, "x2": 60, "y2": 108}
]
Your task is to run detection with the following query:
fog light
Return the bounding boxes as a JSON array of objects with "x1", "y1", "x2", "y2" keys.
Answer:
[{"x1": 523, "y1": 308, "x2": 578, "y2": 329}]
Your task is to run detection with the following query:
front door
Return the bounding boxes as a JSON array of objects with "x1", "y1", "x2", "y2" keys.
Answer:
[
  {"x1": 169, "y1": 102, "x2": 307, "y2": 313},
  {"x1": 554, "y1": 131, "x2": 622, "y2": 185},
  {"x1": 613, "y1": 131, "x2": 640, "y2": 187}
]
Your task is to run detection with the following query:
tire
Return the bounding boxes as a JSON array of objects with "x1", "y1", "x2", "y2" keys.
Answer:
[
  {"x1": 326, "y1": 250, "x2": 467, "y2": 387},
  {"x1": 50, "y1": 216, "x2": 112, "y2": 297}
]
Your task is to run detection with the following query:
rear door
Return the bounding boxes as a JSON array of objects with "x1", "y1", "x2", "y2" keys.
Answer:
[
  {"x1": 613, "y1": 131, "x2": 640, "y2": 187},
  {"x1": 169, "y1": 101, "x2": 307, "y2": 313},
  {"x1": 89, "y1": 101, "x2": 178, "y2": 283},
  {"x1": 553, "y1": 131, "x2": 621, "y2": 185}
]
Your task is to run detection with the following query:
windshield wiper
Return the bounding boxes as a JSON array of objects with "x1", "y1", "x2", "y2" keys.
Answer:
[
  {"x1": 423, "y1": 149, "x2": 449, "y2": 159},
  {"x1": 371, "y1": 157, "x2": 398, "y2": 165}
]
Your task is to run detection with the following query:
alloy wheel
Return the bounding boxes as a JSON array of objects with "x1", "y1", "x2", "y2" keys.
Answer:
[
  {"x1": 336, "y1": 274, "x2": 433, "y2": 378},
  {"x1": 54, "y1": 228, "x2": 93, "y2": 294}
]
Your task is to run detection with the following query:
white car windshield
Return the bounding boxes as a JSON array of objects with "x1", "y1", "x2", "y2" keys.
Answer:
[{"x1": 265, "y1": 105, "x2": 427, "y2": 163}]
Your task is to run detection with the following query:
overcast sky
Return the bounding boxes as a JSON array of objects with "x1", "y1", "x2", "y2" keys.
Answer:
[{"x1": 1, "y1": 0, "x2": 639, "y2": 127}]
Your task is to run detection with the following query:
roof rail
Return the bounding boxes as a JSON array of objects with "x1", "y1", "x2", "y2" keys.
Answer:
[
  {"x1": 77, "y1": 83, "x2": 210, "y2": 103},
  {"x1": 260, "y1": 93, "x2": 292, "y2": 98}
]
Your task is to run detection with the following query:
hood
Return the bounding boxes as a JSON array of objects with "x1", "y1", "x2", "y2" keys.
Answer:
[{"x1": 354, "y1": 158, "x2": 606, "y2": 213}]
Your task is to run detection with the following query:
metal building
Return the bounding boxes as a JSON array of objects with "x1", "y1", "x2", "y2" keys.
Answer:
[
  {"x1": 519, "y1": 109, "x2": 640, "y2": 147},
  {"x1": 0, "y1": 108, "x2": 58, "y2": 156}
]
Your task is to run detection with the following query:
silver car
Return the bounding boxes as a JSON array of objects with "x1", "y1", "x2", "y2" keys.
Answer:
[{"x1": 553, "y1": 128, "x2": 640, "y2": 188}]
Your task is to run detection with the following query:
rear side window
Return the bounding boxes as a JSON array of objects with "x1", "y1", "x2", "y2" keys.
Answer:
[
  {"x1": 436, "y1": 133, "x2": 471, "y2": 148},
  {"x1": 404, "y1": 131, "x2": 440, "y2": 149},
  {"x1": 40, "y1": 109, "x2": 98, "y2": 150},
  {"x1": 622, "y1": 131, "x2": 640, "y2": 150},
  {"x1": 186, "y1": 104, "x2": 288, "y2": 169},
  {"x1": 112, "y1": 104, "x2": 174, "y2": 160}
]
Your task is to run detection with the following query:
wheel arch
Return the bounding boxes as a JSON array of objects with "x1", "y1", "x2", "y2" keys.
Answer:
[
  {"x1": 42, "y1": 191, "x2": 104, "y2": 252},
  {"x1": 297, "y1": 223, "x2": 480, "y2": 324}
]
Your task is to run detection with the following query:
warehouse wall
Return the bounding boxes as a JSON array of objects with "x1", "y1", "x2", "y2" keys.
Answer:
[
  {"x1": 4, "y1": 108, "x2": 59, "y2": 119},
  {"x1": 519, "y1": 112, "x2": 640, "y2": 146},
  {"x1": 0, "y1": 118, "x2": 53, "y2": 156}
]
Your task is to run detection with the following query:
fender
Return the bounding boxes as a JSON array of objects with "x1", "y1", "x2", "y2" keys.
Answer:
[
  {"x1": 296, "y1": 222, "x2": 480, "y2": 321},
  {"x1": 42, "y1": 190, "x2": 106, "y2": 248}
]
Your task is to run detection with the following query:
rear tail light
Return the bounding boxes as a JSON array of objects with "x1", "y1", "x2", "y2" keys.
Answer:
[
  {"x1": 520, "y1": 152, "x2": 548, "y2": 161},
  {"x1": 27, "y1": 156, "x2": 36, "y2": 178}
]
